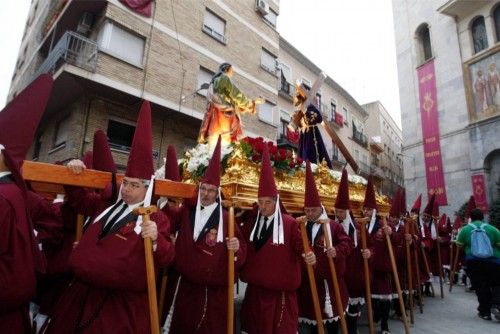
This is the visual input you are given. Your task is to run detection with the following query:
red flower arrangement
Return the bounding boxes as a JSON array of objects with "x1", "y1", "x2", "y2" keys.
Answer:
[{"x1": 240, "y1": 137, "x2": 303, "y2": 172}]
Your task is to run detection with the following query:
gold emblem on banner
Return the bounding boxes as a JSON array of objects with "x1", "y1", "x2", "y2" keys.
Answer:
[{"x1": 423, "y1": 92, "x2": 434, "y2": 119}]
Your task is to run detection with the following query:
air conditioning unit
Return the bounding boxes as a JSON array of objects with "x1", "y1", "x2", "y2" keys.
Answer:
[
  {"x1": 76, "y1": 12, "x2": 94, "y2": 35},
  {"x1": 255, "y1": 0, "x2": 270, "y2": 16}
]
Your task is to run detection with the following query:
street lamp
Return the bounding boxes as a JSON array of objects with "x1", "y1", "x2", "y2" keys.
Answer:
[{"x1": 181, "y1": 83, "x2": 210, "y2": 102}]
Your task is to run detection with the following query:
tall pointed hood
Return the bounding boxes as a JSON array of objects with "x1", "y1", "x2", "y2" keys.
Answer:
[
  {"x1": 363, "y1": 175, "x2": 378, "y2": 210},
  {"x1": 464, "y1": 195, "x2": 476, "y2": 219},
  {"x1": 304, "y1": 160, "x2": 321, "y2": 207},
  {"x1": 389, "y1": 188, "x2": 400, "y2": 218},
  {"x1": 423, "y1": 193, "x2": 435, "y2": 216},
  {"x1": 411, "y1": 194, "x2": 422, "y2": 214},
  {"x1": 201, "y1": 135, "x2": 221, "y2": 186},
  {"x1": 258, "y1": 144, "x2": 278, "y2": 198},
  {"x1": 0, "y1": 74, "x2": 53, "y2": 189},
  {"x1": 165, "y1": 145, "x2": 180, "y2": 181},
  {"x1": 334, "y1": 169, "x2": 350, "y2": 210},
  {"x1": 92, "y1": 130, "x2": 116, "y2": 173},
  {"x1": 125, "y1": 101, "x2": 154, "y2": 180}
]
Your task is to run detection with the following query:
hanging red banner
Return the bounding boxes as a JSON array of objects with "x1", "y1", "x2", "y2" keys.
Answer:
[
  {"x1": 119, "y1": 0, "x2": 152, "y2": 17},
  {"x1": 417, "y1": 60, "x2": 448, "y2": 205},
  {"x1": 471, "y1": 174, "x2": 489, "y2": 212}
]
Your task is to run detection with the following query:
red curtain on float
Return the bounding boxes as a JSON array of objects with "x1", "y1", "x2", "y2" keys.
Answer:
[{"x1": 119, "y1": 0, "x2": 153, "y2": 17}]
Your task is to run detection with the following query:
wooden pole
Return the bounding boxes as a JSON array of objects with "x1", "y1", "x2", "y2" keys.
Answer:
[
  {"x1": 420, "y1": 245, "x2": 435, "y2": 297},
  {"x1": 134, "y1": 206, "x2": 160, "y2": 334},
  {"x1": 298, "y1": 219, "x2": 325, "y2": 334},
  {"x1": 449, "y1": 242, "x2": 454, "y2": 283},
  {"x1": 158, "y1": 269, "x2": 168, "y2": 323},
  {"x1": 449, "y1": 245, "x2": 461, "y2": 293},
  {"x1": 404, "y1": 220, "x2": 414, "y2": 324},
  {"x1": 320, "y1": 121, "x2": 359, "y2": 173},
  {"x1": 75, "y1": 214, "x2": 84, "y2": 242},
  {"x1": 381, "y1": 218, "x2": 410, "y2": 334},
  {"x1": 321, "y1": 222, "x2": 348, "y2": 334},
  {"x1": 357, "y1": 219, "x2": 375, "y2": 334},
  {"x1": 435, "y1": 237, "x2": 444, "y2": 299},
  {"x1": 410, "y1": 221, "x2": 423, "y2": 314},
  {"x1": 227, "y1": 206, "x2": 235, "y2": 334}
]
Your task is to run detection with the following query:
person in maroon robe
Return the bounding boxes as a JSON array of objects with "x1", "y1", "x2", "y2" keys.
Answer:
[
  {"x1": 363, "y1": 176, "x2": 399, "y2": 334},
  {"x1": 0, "y1": 74, "x2": 53, "y2": 334},
  {"x1": 162, "y1": 137, "x2": 247, "y2": 334},
  {"x1": 409, "y1": 194, "x2": 430, "y2": 299},
  {"x1": 46, "y1": 101, "x2": 175, "y2": 334},
  {"x1": 420, "y1": 194, "x2": 437, "y2": 296},
  {"x1": 240, "y1": 144, "x2": 316, "y2": 334},
  {"x1": 297, "y1": 162, "x2": 352, "y2": 333},
  {"x1": 333, "y1": 169, "x2": 372, "y2": 334},
  {"x1": 436, "y1": 214, "x2": 452, "y2": 281}
]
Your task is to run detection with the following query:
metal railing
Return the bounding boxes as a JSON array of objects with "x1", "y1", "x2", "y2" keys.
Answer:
[
  {"x1": 35, "y1": 31, "x2": 98, "y2": 77},
  {"x1": 358, "y1": 161, "x2": 370, "y2": 174},
  {"x1": 352, "y1": 127, "x2": 368, "y2": 147}
]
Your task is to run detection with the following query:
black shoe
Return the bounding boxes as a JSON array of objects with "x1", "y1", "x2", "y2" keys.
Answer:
[
  {"x1": 492, "y1": 307, "x2": 500, "y2": 321},
  {"x1": 478, "y1": 313, "x2": 492, "y2": 321}
]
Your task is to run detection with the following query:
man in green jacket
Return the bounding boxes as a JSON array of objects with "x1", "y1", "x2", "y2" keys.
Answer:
[{"x1": 456, "y1": 208, "x2": 500, "y2": 320}]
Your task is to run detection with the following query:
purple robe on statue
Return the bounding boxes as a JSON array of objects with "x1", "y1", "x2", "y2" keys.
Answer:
[{"x1": 298, "y1": 104, "x2": 333, "y2": 169}]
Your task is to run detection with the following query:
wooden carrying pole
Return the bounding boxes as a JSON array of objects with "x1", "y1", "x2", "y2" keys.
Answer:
[
  {"x1": 404, "y1": 220, "x2": 415, "y2": 324},
  {"x1": 357, "y1": 219, "x2": 375, "y2": 334},
  {"x1": 449, "y1": 245, "x2": 461, "y2": 293},
  {"x1": 320, "y1": 121, "x2": 359, "y2": 173},
  {"x1": 449, "y1": 242, "x2": 454, "y2": 283},
  {"x1": 134, "y1": 206, "x2": 160, "y2": 334},
  {"x1": 298, "y1": 220, "x2": 325, "y2": 334},
  {"x1": 75, "y1": 214, "x2": 84, "y2": 242},
  {"x1": 435, "y1": 238, "x2": 444, "y2": 299},
  {"x1": 382, "y1": 218, "x2": 410, "y2": 334},
  {"x1": 420, "y1": 245, "x2": 435, "y2": 297},
  {"x1": 321, "y1": 222, "x2": 348, "y2": 334},
  {"x1": 157, "y1": 268, "x2": 168, "y2": 323},
  {"x1": 227, "y1": 206, "x2": 235, "y2": 334},
  {"x1": 410, "y1": 221, "x2": 423, "y2": 314}
]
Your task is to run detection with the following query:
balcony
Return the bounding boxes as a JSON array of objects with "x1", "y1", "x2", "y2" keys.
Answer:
[
  {"x1": 438, "y1": 0, "x2": 489, "y2": 20},
  {"x1": 328, "y1": 111, "x2": 343, "y2": 129},
  {"x1": 352, "y1": 127, "x2": 368, "y2": 148},
  {"x1": 35, "y1": 31, "x2": 98, "y2": 78},
  {"x1": 370, "y1": 164, "x2": 385, "y2": 179},
  {"x1": 279, "y1": 77, "x2": 294, "y2": 101},
  {"x1": 277, "y1": 133, "x2": 298, "y2": 150},
  {"x1": 358, "y1": 161, "x2": 370, "y2": 176}
]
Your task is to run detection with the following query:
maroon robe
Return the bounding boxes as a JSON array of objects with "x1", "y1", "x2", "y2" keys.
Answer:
[
  {"x1": 421, "y1": 220, "x2": 437, "y2": 279},
  {"x1": 344, "y1": 221, "x2": 375, "y2": 304},
  {"x1": 240, "y1": 213, "x2": 303, "y2": 334},
  {"x1": 164, "y1": 202, "x2": 247, "y2": 334},
  {"x1": 0, "y1": 176, "x2": 36, "y2": 333},
  {"x1": 392, "y1": 220, "x2": 407, "y2": 293},
  {"x1": 46, "y1": 187, "x2": 175, "y2": 333},
  {"x1": 436, "y1": 218, "x2": 452, "y2": 271},
  {"x1": 371, "y1": 220, "x2": 402, "y2": 299},
  {"x1": 297, "y1": 220, "x2": 352, "y2": 323}
]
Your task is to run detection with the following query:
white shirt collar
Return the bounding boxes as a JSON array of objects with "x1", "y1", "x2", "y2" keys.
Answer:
[{"x1": 0, "y1": 171, "x2": 12, "y2": 178}]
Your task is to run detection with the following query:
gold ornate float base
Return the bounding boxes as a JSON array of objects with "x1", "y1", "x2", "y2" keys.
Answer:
[{"x1": 183, "y1": 142, "x2": 390, "y2": 216}]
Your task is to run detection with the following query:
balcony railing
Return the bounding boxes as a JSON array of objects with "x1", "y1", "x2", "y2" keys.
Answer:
[
  {"x1": 358, "y1": 161, "x2": 370, "y2": 175},
  {"x1": 352, "y1": 127, "x2": 368, "y2": 148},
  {"x1": 279, "y1": 77, "x2": 294, "y2": 100},
  {"x1": 35, "y1": 31, "x2": 98, "y2": 78}
]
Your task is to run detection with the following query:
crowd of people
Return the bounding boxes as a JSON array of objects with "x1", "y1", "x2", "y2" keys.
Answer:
[{"x1": 1, "y1": 75, "x2": 499, "y2": 334}]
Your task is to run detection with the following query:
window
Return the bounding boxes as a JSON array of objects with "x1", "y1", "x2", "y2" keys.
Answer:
[
  {"x1": 264, "y1": 8, "x2": 278, "y2": 27},
  {"x1": 416, "y1": 24, "x2": 432, "y2": 63},
  {"x1": 302, "y1": 78, "x2": 312, "y2": 90},
  {"x1": 279, "y1": 110, "x2": 290, "y2": 138},
  {"x1": 97, "y1": 21, "x2": 145, "y2": 67},
  {"x1": 330, "y1": 100, "x2": 337, "y2": 120},
  {"x1": 261, "y1": 48, "x2": 278, "y2": 75},
  {"x1": 54, "y1": 117, "x2": 71, "y2": 147},
  {"x1": 197, "y1": 67, "x2": 214, "y2": 96},
  {"x1": 203, "y1": 9, "x2": 227, "y2": 44},
  {"x1": 471, "y1": 16, "x2": 488, "y2": 53},
  {"x1": 279, "y1": 62, "x2": 292, "y2": 83},
  {"x1": 342, "y1": 107, "x2": 348, "y2": 126},
  {"x1": 494, "y1": 5, "x2": 500, "y2": 42},
  {"x1": 315, "y1": 93, "x2": 322, "y2": 110},
  {"x1": 107, "y1": 119, "x2": 136, "y2": 151},
  {"x1": 259, "y1": 100, "x2": 278, "y2": 125}
]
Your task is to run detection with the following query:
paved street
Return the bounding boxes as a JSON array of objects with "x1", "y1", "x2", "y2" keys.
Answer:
[
  {"x1": 235, "y1": 280, "x2": 498, "y2": 333},
  {"x1": 357, "y1": 283, "x2": 499, "y2": 334}
]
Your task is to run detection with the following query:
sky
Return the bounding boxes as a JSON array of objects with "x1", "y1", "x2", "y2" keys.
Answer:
[
  {"x1": 278, "y1": 0, "x2": 402, "y2": 128},
  {"x1": 0, "y1": 0, "x2": 401, "y2": 128}
]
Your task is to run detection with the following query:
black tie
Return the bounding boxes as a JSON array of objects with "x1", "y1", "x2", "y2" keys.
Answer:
[
  {"x1": 306, "y1": 222, "x2": 314, "y2": 242},
  {"x1": 101, "y1": 203, "x2": 128, "y2": 237},
  {"x1": 259, "y1": 217, "x2": 269, "y2": 240},
  {"x1": 200, "y1": 206, "x2": 205, "y2": 210}
]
